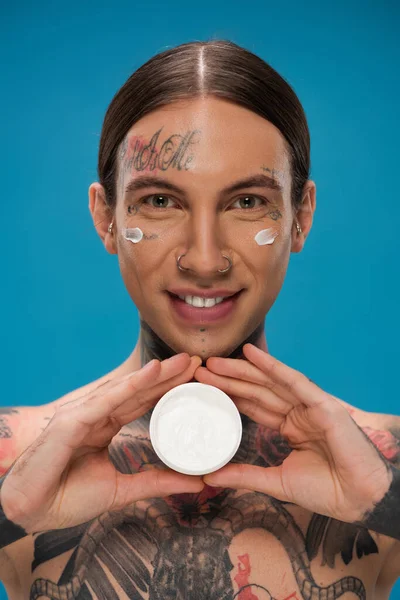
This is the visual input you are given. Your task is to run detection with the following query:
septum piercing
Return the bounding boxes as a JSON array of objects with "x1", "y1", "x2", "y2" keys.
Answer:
[{"x1": 177, "y1": 254, "x2": 233, "y2": 274}]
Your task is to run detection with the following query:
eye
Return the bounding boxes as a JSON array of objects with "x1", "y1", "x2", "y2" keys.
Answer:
[
  {"x1": 142, "y1": 194, "x2": 177, "y2": 209},
  {"x1": 231, "y1": 195, "x2": 266, "y2": 210}
]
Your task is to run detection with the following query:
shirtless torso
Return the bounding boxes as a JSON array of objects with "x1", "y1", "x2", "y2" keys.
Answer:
[{"x1": 1, "y1": 368, "x2": 399, "y2": 600}]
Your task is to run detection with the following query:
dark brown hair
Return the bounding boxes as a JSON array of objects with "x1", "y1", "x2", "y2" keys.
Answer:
[{"x1": 98, "y1": 40, "x2": 310, "y2": 211}]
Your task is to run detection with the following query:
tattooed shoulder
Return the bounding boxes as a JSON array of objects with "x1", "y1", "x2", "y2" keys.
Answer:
[
  {"x1": 360, "y1": 416, "x2": 400, "y2": 467},
  {"x1": 0, "y1": 407, "x2": 20, "y2": 475},
  {"x1": 0, "y1": 405, "x2": 53, "y2": 476}
]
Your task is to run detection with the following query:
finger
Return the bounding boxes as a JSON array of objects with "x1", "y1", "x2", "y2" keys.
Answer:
[
  {"x1": 56, "y1": 359, "x2": 162, "y2": 415},
  {"x1": 194, "y1": 366, "x2": 291, "y2": 415},
  {"x1": 206, "y1": 357, "x2": 274, "y2": 386},
  {"x1": 204, "y1": 357, "x2": 294, "y2": 405},
  {"x1": 203, "y1": 463, "x2": 290, "y2": 503},
  {"x1": 142, "y1": 355, "x2": 202, "y2": 406},
  {"x1": 112, "y1": 468, "x2": 205, "y2": 509},
  {"x1": 101, "y1": 354, "x2": 201, "y2": 424},
  {"x1": 243, "y1": 344, "x2": 327, "y2": 407},
  {"x1": 69, "y1": 354, "x2": 193, "y2": 429},
  {"x1": 62, "y1": 353, "x2": 193, "y2": 416},
  {"x1": 48, "y1": 355, "x2": 192, "y2": 454},
  {"x1": 232, "y1": 397, "x2": 285, "y2": 430},
  {"x1": 6, "y1": 357, "x2": 201, "y2": 518}
]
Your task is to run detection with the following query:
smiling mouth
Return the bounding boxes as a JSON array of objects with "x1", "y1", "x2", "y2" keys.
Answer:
[{"x1": 167, "y1": 290, "x2": 243, "y2": 308}]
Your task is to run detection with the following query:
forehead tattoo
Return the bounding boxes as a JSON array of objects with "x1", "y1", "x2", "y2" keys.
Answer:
[{"x1": 119, "y1": 127, "x2": 201, "y2": 191}]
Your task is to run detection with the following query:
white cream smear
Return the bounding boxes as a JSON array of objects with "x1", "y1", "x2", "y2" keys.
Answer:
[
  {"x1": 150, "y1": 383, "x2": 242, "y2": 475},
  {"x1": 122, "y1": 227, "x2": 143, "y2": 243},
  {"x1": 254, "y1": 228, "x2": 278, "y2": 246}
]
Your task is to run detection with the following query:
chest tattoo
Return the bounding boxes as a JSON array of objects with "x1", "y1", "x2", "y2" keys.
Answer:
[{"x1": 29, "y1": 420, "x2": 378, "y2": 600}]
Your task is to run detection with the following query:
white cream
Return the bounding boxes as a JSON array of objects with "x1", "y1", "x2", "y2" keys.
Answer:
[
  {"x1": 149, "y1": 382, "x2": 242, "y2": 476},
  {"x1": 254, "y1": 228, "x2": 278, "y2": 246},
  {"x1": 122, "y1": 227, "x2": 143, "y2": 243}
]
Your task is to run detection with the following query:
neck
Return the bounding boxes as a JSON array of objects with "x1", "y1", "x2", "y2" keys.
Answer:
[
  {"x1": 115, "y1": 322, "x2": 269, "y2": 378},
  {"x1": 138, "y1": 319, "x2": 268, "y2": 367},
  {"x1": 115, "y1": 321, "x2": 269, "y2": 439}
]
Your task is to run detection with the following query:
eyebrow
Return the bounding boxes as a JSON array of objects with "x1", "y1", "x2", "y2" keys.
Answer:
[{"x1": 123, "y1": 173, "x2": 284, "y2": 199}]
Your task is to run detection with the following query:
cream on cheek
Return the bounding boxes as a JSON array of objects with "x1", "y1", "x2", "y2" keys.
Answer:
[
  {"x1": 121, "y1": 227, "x2": 144, "y2": 243},
  {"x1": 254, "y1": 228, "x2": 279, "y2": 246}
]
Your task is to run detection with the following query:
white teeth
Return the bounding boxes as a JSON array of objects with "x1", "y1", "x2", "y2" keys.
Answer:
[
  {"x1": 192, "y1": 296, "x2": 204, "y2": 308},
  {"x1": 177, "y1": 295, "x2": 227, "y2": 307},
  {"x1": 204, "y1": 298, "x2": 217, "y2": 308}
]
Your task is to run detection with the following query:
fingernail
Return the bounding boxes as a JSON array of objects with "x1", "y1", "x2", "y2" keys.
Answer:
[
  {"x1": 168, "y1": 353, "x2": 188, "y2": 363},
  {"x1": 203, "y1": 476, "x2": 218, "y2": 486},
  {"x1": 142, "y1": 360, "x2": 157, "y2": 372}
]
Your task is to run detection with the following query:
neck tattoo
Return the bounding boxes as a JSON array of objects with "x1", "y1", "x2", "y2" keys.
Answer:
[{"x1": 139, "y1": 319, "x2": 266, "y2": 367}]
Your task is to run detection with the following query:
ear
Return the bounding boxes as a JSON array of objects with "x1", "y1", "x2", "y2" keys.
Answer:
[
  {"x1": 291, "y1": 180, "x2": 316, "y2": 253},
  {"x1": 88, "y1": 182, "x2": 117, "y2": 255}
]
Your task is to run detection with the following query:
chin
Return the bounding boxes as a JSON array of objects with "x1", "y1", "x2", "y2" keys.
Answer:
[{"x1": 166, "y1": 331, "x2": 247, "y2": 360}]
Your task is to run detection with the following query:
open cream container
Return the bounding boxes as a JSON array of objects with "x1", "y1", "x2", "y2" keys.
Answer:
[{"x1": 149, "y1": 382, "x2": 242, "y2": 476}]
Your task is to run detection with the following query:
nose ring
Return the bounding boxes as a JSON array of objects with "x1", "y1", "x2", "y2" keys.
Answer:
[{"x1": 177, "y1": 254, "x2": 232, "y2": 273}]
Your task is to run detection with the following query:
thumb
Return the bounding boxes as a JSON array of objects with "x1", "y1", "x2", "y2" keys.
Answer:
[
  {"x1": 203, "y1": 464, "x2": 290, "y2": 502},
  {"x1": 112, "y1": 469, "x2": 205, "y2": 508}
]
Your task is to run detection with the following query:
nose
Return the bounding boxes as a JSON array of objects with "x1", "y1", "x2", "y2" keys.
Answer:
[{"x1": 178, "y1": 211, "x2": 231, "y2": 276}]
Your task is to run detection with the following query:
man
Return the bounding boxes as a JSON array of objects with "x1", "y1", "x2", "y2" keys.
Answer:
[{"x1": 1, "y1": 40, "x2": 399, "y2": 599}]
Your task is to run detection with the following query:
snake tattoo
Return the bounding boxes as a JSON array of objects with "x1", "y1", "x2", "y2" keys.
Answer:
[{"x1": 28, "y1": 416, "x2": 385, "y2": 600}]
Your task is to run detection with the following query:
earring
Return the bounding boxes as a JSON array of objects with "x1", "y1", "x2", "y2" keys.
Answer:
[
  {"x1": 296, "y1": 222, "x2": 302, "y2": 235},
  {"x1": 108, "y1": 221, "x2": 114, "y2": 234}
]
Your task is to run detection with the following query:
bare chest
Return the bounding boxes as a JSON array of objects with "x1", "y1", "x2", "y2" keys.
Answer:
[
  {"x1": 5, "y1": 490, "x2": 388, "y2": 600},
  {"x1": 3, "y1": 423, "x2": 391, "y2": 599}
]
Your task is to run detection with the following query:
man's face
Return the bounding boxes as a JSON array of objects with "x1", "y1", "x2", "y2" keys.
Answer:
[{"x1": 111, "y1": 97, "x2": 298, "y2": 359}]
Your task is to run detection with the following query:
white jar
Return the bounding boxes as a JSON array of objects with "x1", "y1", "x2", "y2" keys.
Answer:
[{"x1": 149, "y1": 382, "x2": 242, "y2": 476}]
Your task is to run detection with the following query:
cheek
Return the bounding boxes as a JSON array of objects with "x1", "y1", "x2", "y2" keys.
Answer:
[
  {"x1": 254, "y1": 227, "x2": 279, "y2": 246},
  {"x1": 250, "y1": 228, "x2": 292, "y2": 292},
  {"x1": 116, "y1": 237, "x2": 160, "y2": 300},
  {"x1": 116, "y1": 217, "x2": 182, "y2": 290},
  {"x1": 118, "y1": 239, "x2": 160, "y2": 276},
  {"x1": 239, "y1": 222, "x2": 289, "y2": 264}
]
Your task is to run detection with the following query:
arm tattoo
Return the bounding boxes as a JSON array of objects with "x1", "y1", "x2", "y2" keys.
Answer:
[
  {"x1": 0, "y1": 407, "x2": 18, "y2": 439},
  {"x1": 0, "y1": 473, "x2": 28, "y2": 549},
  {"x1": 361, "y1": 425, "x2": 400, "y2": 466},
  {"x1": 350, "y1": 424, "x2": 400, "y2": 540},
  {"x1": 355, "y1": 463, "x2": 400, "y2": 540}
]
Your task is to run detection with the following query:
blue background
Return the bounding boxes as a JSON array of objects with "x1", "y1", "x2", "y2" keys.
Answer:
[{"x1": 1, "y1": 0, "x2": 399, "y2": 597}]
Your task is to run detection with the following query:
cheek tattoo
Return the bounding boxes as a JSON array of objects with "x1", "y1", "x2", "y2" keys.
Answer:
[
  {"x1": 267, "y1": 209, "x2": 282, "y2": 221},
  {"x1": 260, "y1": 166, "x2": 283, "y2": 222},
  {"x1": 127, "y1": 205, "x2": 140, "y2": 216},
  {"x1": 121, "y1": 227, "x2": 159, "y2": 243},
  {"x1": 122, "y1": 205, "x2": 159, "y2": 243}
]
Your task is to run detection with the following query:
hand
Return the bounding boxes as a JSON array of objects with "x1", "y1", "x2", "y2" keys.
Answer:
[
  {"x1": 1, "y1": 354, "x2": 204, "y2": 533},
  {"x1": 194, "y1": 344, "x2": 391, "y2": 524}
]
